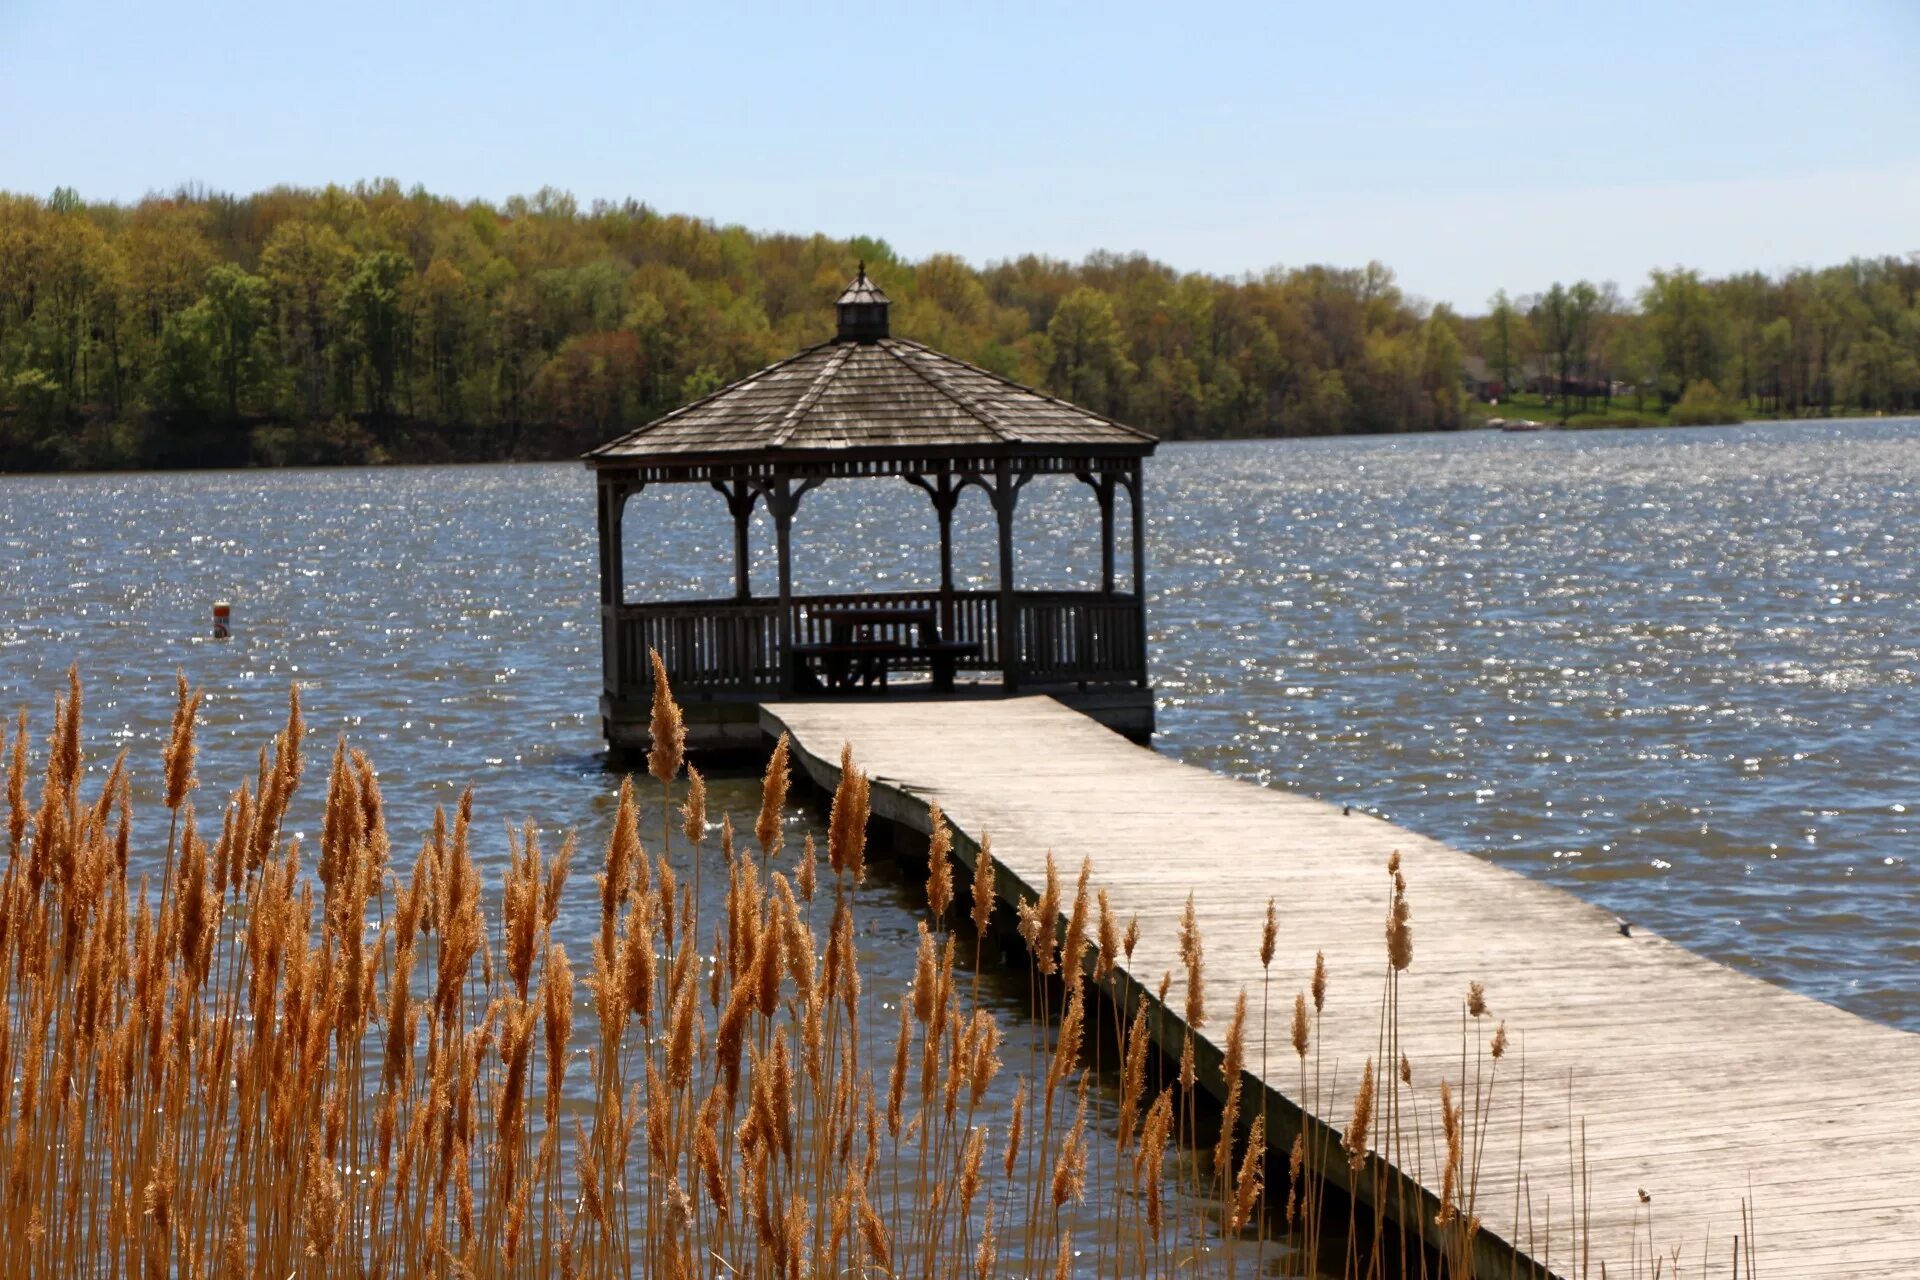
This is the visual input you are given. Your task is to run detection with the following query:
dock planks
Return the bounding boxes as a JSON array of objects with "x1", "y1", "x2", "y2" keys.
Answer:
[{"x1": 762, "y1": 695, "x2": 1920, "y2": 1277}]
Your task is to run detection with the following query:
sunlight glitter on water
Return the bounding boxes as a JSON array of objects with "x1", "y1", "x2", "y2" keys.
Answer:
[{"x1": 2, "y1": 417, "x2": 1917, "y2": 1031}]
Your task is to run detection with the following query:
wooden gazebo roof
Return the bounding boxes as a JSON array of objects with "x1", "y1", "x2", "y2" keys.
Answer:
[{"x1": 584, "y1": 268, "x2": 1155, "y2": 468}]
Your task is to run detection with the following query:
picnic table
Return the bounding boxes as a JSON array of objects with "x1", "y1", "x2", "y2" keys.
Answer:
[{"x1": 793, "y1": 605, "x2": 979, "y2": 692}]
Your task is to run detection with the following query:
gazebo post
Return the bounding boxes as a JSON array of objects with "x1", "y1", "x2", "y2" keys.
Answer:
[
  {"x1": 763, "y1": 474, "x2": 820, "y2": 695},
  {"x1": 711, "y1": 478, "x2": 755, "y2": 601},
  {"x1": 1099, "y1": 473, "x2": 1117, "y2": 595},
  {"x1": 936, "y1": 474, "x2": 957, "y2": 598},
  {"x1": 992, "y1": 460, "x2": 1021, "y2": 693},
  {"x1": 596, "y1": 475, "x2": 620, "y2": 607},
  {"x1": 735, "y1": 502, "x2": 751, "y2": 599},
  {"x1": 912, "y1": 472, "x2": 961, "y2": 640},
  {"x1": 771, "y1": 477, "x2": 797, "y2": 693},
  {"x1": 1128, "y1": 461, "x2": 1147, "y2": 686},
  {"x1": 1076, "y1": 468, "x2": 1119, "y2": 595},
  {"x1": 598, "y1": 474, "x2": 634, "y2": 701},
  {"x1": 934, "y1": 474, "x2": 958, "y2": 648}
]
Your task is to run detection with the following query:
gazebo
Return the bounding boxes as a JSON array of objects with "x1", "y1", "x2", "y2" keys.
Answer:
[{"x1": 584, "y1": 268, "x2": 1157, "y2": 754}]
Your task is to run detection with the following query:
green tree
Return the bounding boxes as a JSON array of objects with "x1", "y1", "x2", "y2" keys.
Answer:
[
  {"x1": 1043, "y1": 287, "x2": 1135, "y2": 413},
  {"x1": 1756, "y1": 317, "x2": 1793, "y2": 414},
  {"x1": 680, "y1": 364, "x2": 725, "y2": 401},
  {"x1": 200, "y1": 264, "x2": 270, "y2": 417},
  {"x1": 1564, "y1": 281, "x2": 1602, "y2": 414},
  {"x1": 261, "y1": 219, "x2": 352, "y2": 420},
  {"x1": 415, "y1": 257, "x2": 475, "y2": 421},
  {"x1": 3, "y1": 368, "x2": 66, "y2": 464},
  {"x1": 1527, "y1": 284, "x2": 1576, "y2": 423},
  {"x1": 1484, "y1": 290, "x2": 1522, "y2": 397},
  {"x1": 1611, "y1": 316, "x2": 1660, "y2": 412},
  {"x1": 340, "y1": 250, "x2": 411, "y2": 420},
  {"x1": 148, "y1": 299, "x2": 216, "y2": 415},
  {"x1": 1641, "y1": 269, "x2": 1727, "y2": 404},
  {"x1": 1421, "y1": 307, "x2": 1465, "y2": 430},
  {"x1": 534, "y1": 330, "x2": 647, "y2": 439},
  {"x1": 1669, "y1": 378, "x2": 1741, "y2": 426},
  {"x1": 34, "y1": 209, "x2": 115, "y2": 406},
  {"x1": 915, "y1": 253, "x2": 990, "y2": 326}
]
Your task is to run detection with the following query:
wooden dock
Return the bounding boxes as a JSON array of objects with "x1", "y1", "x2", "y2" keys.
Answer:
[{"x1": 763, "y1": 696, "x2": 1920, "y2": 1277}]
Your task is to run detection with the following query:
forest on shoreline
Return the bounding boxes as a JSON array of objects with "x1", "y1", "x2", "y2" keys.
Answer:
[{"x1": 3, "y1": 181, "x2": 1917, "y2": 471}]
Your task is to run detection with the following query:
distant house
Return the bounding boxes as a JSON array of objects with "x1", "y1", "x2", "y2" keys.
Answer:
[
  {"x1": 1464, "y1": 355, "x2": 1618, "y2": 404},
  {"x1": 1523, "y1": 367, "x2": 1611, "y2": 399},
  {"x1": 1460, "y1": 355, "x2": 1505, "y2": 402}
]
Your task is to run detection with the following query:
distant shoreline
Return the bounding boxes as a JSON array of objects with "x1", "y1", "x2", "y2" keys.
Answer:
[
  {"x1": 1468, "y1": 392, "x2": 1891, "y2": 432},
  {"x1": 6, "y1": 186, "x2": 1917, "y2": 477},
  {"x1": 4, "y1": 412, "x2": 1913, "y2": 479}
]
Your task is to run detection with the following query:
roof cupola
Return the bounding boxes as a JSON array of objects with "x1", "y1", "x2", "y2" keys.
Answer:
[{"x1": 834, "y1": 262, "x2": 890, "y2": 341}]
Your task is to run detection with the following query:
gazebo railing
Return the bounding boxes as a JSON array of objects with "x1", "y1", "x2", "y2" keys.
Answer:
[
  {"x1": 610, "y1": 600, "x2": 784, "y2": 695},
  {"x1": 1014, "y1": 592, "x2": 1146, "y2": 685},
  {"x1": 608, "y1": 588, "x2": 1144, "y2": 697}
]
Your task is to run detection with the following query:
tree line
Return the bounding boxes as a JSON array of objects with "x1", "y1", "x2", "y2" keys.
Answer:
[
  {"x1": 1476, "y1": 258, "x2": 1920, "y2": 425},
  {"x1": 2, "y1": 182, "x2": 1915, "y2": 470}
]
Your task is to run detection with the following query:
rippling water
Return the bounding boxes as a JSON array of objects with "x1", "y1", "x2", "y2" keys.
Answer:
[
  {"x1": 1, "y1": 417, "x2": 1915, "y2": 1045},
  {"x1": 1150, "y1": 419, "x2": 1920, "y2": 1028}
]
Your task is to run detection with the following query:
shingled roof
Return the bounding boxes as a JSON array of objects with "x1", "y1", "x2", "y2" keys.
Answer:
[{"x1": 585, "y1": 270, "x2": 1156, "y2": 465}]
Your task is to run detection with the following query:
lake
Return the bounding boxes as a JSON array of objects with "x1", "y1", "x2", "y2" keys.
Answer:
[{"x1": 2, "y1": 416, "x2": 1915, "y2": 1043}]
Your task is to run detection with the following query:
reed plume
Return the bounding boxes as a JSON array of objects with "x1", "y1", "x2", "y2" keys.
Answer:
[
  {"x1": 646, "y1": 649, "x2": 685, "y2": 785},
  {"x1": 925, "y1": 799, "x2": 953, "y2": 923},
  {"x1": 682, "y1": 763, "x2": 707, "y2": 847},
  {"x1": 1387, "y1": 873, "x2": 1413, "y2": 973},
  {"x1": 1230, "y1": 1115, "x2": 1265, "y2": 1232},
  {"x1": 7, "y1": 707, "x2": 27, "y2": 856},
  {"x1": 757, "y1": 734, "x2": 788, "y2": 860},
  {"x1": 826, "y1": 744, "x2": 870, "y2": 883},
  {"x1": 1344, "y1": 1057, "x2": 1375, "y2": 1172},
  {"x1": 1060, "y1": 856, "x2": 1091, "y2": 993},
  {"x1": 1438, "y1": 1077, "x2": 1463, "y2": 1225},
  {"x1": 161, "y1": 672, "x2": 201, "y2": 811},
  {"x1": 1179, "y1": 892, "x2": 1205, "y2": 1029},
  {"x1": 970, "y1": 833, "x2": 995, "y2": 935},
  {"x1": 1213, "y1": 989, "x2": 1247, "y2": 1180},
  {"x1": 1094, "y1": 887, "x2": 1118, "y2": 982}
]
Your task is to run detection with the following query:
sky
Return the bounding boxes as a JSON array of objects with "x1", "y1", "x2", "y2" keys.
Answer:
[{"x1": 3, "y1": 0, "x2": 1917, "y2": 311}]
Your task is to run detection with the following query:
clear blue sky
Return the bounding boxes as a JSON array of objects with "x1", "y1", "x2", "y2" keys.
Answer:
[{"x1": 4, "y1": 0, "x2": 1916, "y2": 310}]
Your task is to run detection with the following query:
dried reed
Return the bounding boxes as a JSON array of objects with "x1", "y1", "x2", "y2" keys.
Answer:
[{"x1": 0, "y1": 661, "x2": 1758, "y2": 1280}]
